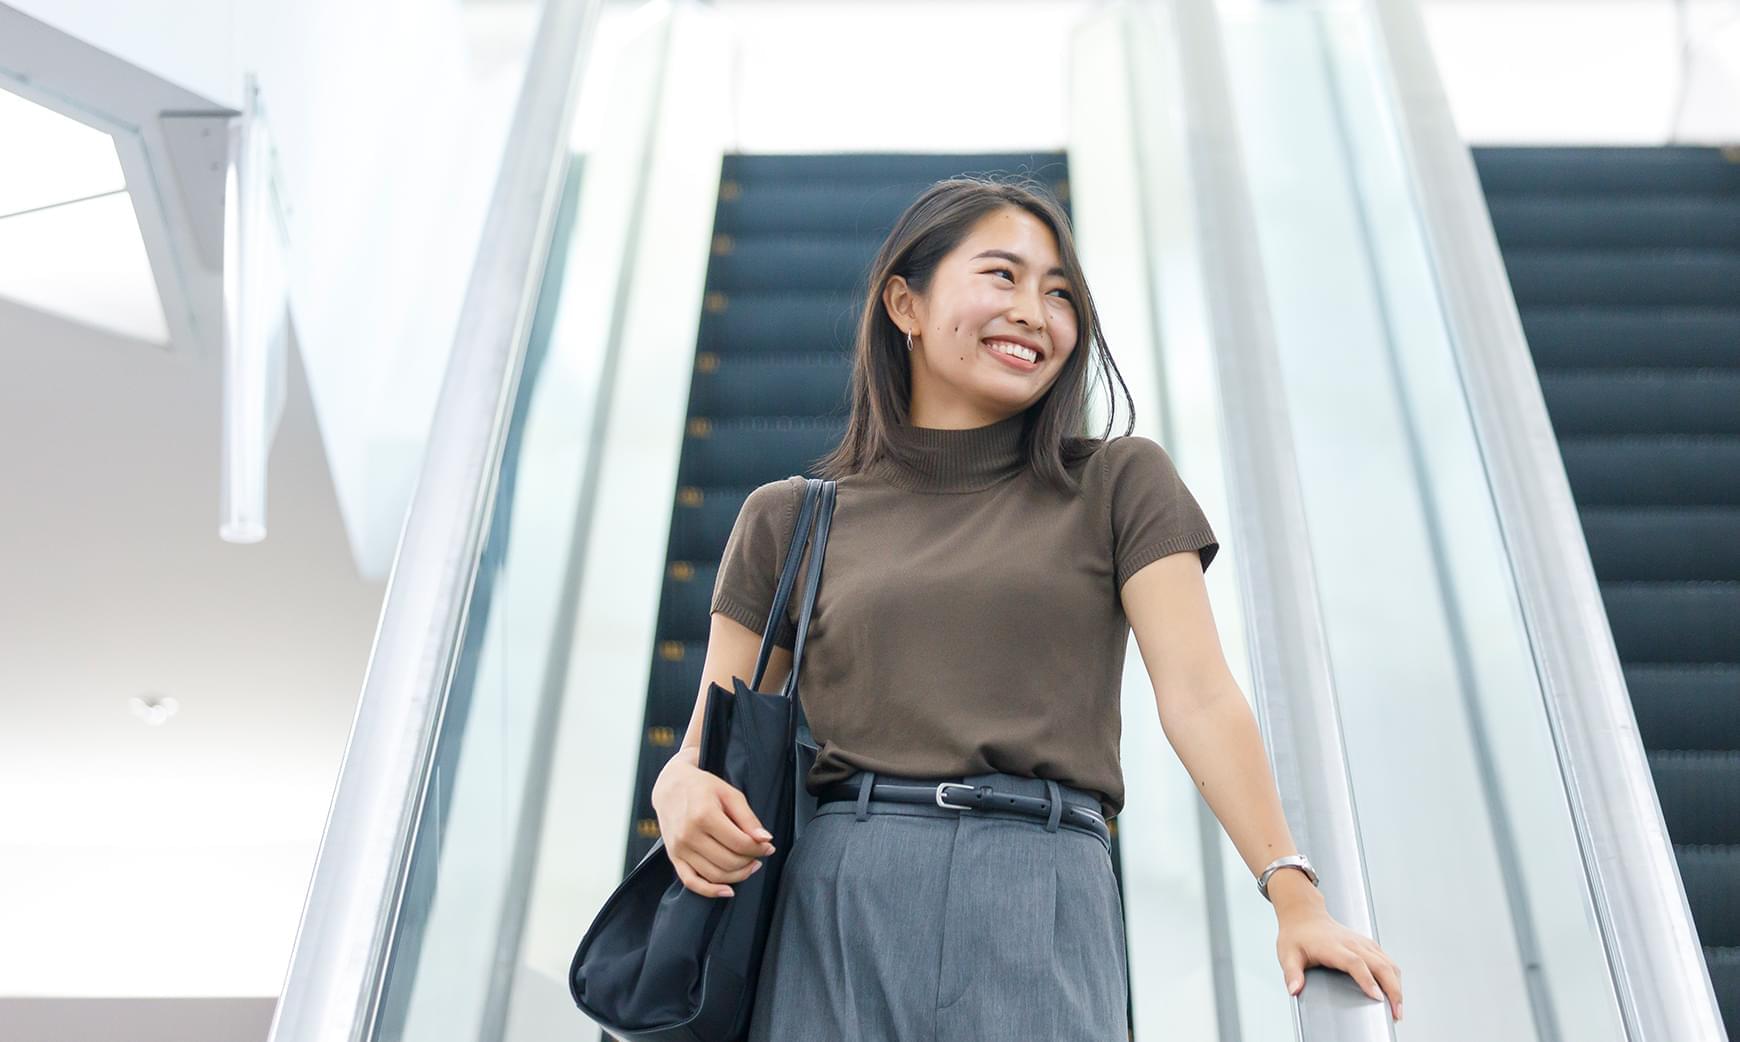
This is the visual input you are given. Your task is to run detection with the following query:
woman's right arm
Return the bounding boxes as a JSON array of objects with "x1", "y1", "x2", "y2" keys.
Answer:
[{"x1": 651, "y1": 611, "x2": 795, "y2": 897}]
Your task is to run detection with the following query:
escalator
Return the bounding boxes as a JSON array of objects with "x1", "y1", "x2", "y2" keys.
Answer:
[
  {"x1": 266, "y1": 1, "x2": 1733, "y2": 1041},
  {"x1": 1474, "y1": 144, "x2": 1740, "y2": 1028}
]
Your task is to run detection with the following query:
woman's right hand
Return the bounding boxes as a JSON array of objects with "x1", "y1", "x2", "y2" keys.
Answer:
[{"x1": 652, "y1": 747, "x2": 777, "y2": 899}]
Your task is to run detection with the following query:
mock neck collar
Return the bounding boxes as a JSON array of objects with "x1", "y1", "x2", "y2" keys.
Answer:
[{"x1": 865, "y1": 409, "x2": 1031, "y2": 493}]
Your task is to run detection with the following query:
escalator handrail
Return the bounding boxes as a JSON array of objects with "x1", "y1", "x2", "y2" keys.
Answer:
[
  {"x1": 1149, "y1": 1, "x2": 1393, "y2": 1038},
  {"x1": 265, "y1": 2, "x2": 604, "y2": 1040},
  {"x1": 1361, "y1": 0, "x2": 1728, "y2": 1038}
]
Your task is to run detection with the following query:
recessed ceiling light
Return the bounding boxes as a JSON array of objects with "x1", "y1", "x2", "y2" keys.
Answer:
[{"x1": 129, "y1": 694, "x2": 180, "y2": 726}]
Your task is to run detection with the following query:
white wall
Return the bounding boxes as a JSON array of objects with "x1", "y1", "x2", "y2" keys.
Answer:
[
  {"x1": 698, "y1": 0, "x2": 1740, "y2": 149},
  {"x1": 1421, "y1": 0, "x2": 1740, "y2": 143}
]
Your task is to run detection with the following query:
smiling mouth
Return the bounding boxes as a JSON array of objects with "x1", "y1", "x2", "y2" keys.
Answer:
[{"x1": 982, "y1": 338, "x2": 1043, "y2": 370}]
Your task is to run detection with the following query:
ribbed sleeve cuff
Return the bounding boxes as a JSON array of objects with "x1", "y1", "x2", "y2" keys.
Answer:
[
  {"x1": 1116, "y1": 527, "x2": 1220, "y2": 589},
  {"x1": 710, "y1": 591, "x2": 796, "y2": 649}
]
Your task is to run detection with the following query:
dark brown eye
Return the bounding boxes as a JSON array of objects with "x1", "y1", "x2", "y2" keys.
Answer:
[{"x1": 990, "y1": 266, "x2": 1073, "y2": 304}]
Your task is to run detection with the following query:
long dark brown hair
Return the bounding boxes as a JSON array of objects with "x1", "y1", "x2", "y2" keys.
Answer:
[{"x1": 813, "y1": 173, "x2": 1135, "y2": 496}]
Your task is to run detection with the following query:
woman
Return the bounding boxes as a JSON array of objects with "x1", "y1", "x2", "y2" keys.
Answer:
[{"x1": 651, "y1": 175, "x2": 1404, "y2": 1038}]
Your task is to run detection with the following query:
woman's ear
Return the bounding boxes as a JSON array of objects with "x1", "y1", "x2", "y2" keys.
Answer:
[{"x1": 882, "y1": 275, "x2": 916, "y2": 335}]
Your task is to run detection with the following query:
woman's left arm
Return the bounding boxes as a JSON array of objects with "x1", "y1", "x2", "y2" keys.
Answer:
[{"x1": 1121, "y1": 550, "x2": 1405, "y2": 1024}]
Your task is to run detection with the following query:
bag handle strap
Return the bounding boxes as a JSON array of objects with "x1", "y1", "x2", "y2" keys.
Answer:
[
  {"x1": 749, "y1": 477, "x2": 822, "y2": 692},
  {"x1": 782, "y1": 479, "x2": 834, "y2": 701}
]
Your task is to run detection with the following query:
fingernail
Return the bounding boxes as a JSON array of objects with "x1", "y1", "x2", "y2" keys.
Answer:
[
  {"x1": 755, "y1": 829, "x2": 772, "y2": 840},
  {"x1": 719, "y1": 887, "x2": 733, "y2": 897},
  {"x1": 749, "y1": 861, "x2": 762, "y2": 873}
]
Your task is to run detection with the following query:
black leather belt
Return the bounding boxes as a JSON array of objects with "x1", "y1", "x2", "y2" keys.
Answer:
[{"x1": 817, "y1": 778, "x2": 1110, "y2": 846}]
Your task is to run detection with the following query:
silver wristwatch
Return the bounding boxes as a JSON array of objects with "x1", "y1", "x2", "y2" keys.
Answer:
[{"x1": 1257, "y1": 854, "x2": 1319, "y2": 902}]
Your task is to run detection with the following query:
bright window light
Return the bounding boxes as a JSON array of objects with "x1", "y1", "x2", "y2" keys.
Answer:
[
  {"x1": 0, "y1": 85, "x2": 168, "y2": 345},
  {"x1": 0, "y1": 88, "x2": 126, "y2": 217}
]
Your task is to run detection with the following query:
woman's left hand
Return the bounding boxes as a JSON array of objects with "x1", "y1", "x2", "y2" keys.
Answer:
[{"x1": 1275, "y1": 900, "x2": 1404, "y2": 1022}]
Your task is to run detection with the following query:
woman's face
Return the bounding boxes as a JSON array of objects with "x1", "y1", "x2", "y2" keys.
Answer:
[{"x1": 884, "y1": 206, "x2": 1080, "y2": 427}]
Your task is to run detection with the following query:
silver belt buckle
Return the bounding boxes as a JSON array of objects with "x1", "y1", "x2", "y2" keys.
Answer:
[{"x1": 934, "y1": 782, "x2": 977, "y2": 810}]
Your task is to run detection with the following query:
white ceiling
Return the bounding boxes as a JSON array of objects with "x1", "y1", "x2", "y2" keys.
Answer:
[{"x1": 0, "y1": 299, "x2": 387, "y2": 996}]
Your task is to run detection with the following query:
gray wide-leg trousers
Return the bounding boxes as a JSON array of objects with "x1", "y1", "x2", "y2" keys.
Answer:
[{"x1": 746, "y1": 769, "x2": 1130, "y2": 1041}]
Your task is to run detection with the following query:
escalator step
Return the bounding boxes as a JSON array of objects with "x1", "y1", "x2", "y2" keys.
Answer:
[
  {"x1": 689, "y1": 352, "x2": 852, "y2": 419},
  {"x1": 696, "y1": 290, "x2": 864, "y2": 355},
  {"x1": 1559, "y1": 435, "x2": 1740, "y2": 506},
  {"x1": 1539, "y1": 369, "x2": 1740, "y2": 436},
  {"x1": 658, "y1": 561, "x2": 727, "y2": 645},
  {"x1": 677, "y1": 415, "x2": 847, "y2": 487},
  {"x1": 1707, "y1": 946, "x2": 1740, "y2": 1029},
  {"x1": 1650, "y1": 751, "x2": 1740, "y2": 844},
  {"x1": 1627, "y1": 664, "x2": 1740, "y2": 751},
  {"x1": 646, "y1": 641, "x2": 708, "y2": 722},
  {"x1": 1499, "y1": 248, "x2": 1740, "y2": 307},
  {"x1": 1601, "y1": 581, "x2": 1740, "y2": 663},
  {"x1": 1676, "y1": 845, "x2": 1740, "y2": 948},
  {"x1": 1471, "y1": 145, "x2": 1740, "y2": 195},
  {"x1": 1520, "y1": 305, "x2": 1740, "y2": 370},
  {"x1": 718, "y1": 180, "x2": 959, "y2": 237},
  {"x1": 709, "y1": 233, "x2": 900, "y2": 294},
  {"x1": 1579, "y1": 507, "x2": 1740, "y2": 581},
  {"x1": 1486, "y1": 194, "x2": 1740, "y2": 249},
  {"x1": 665, "y1": 484, "x2": 759, "y2": 565}
]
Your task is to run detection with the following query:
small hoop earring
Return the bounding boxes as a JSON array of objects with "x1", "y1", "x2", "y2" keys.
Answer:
[{"x1": 905, "y1": 330, "x2": 914, "y2": 353}]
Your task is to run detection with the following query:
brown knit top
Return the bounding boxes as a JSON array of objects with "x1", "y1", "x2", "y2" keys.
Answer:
[{"x1": 708, "y1": 409, "x2": 1218, "y2": 819}]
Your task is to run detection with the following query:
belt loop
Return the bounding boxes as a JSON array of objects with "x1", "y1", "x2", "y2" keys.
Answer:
[
  {"x1": 855, "y1": 770, "x2": 877, "y2": 821},
  {"x1": 1043, "y1": 779, "x2": 1063, "y2": 833}
]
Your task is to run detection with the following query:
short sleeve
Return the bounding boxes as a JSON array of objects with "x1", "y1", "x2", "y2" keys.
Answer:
[
  {"x1": 1106, "y1": 436, "x2": 1219, "y2": 589},
  {"x1": 710, "y1": 477, "x2": 804, "y2": 648}
]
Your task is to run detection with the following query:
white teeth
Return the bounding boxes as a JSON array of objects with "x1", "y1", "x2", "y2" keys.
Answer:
[{"x1": 986, "y1": 340, "x2": 1038, "y2": 363}]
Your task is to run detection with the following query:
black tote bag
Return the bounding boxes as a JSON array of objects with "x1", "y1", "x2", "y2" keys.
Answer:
[{"x1": 569, "y1": 476, "x2": 836, "y2": 1042}]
